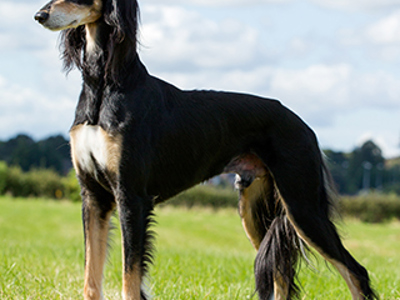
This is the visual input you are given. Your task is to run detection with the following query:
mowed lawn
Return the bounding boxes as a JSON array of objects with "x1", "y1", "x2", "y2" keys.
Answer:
[{"x1": 0, "y1": 197, "x2": 399, "y2": 299}]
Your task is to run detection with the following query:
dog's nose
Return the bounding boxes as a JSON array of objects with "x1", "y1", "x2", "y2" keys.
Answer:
[{"x1": 34, "y1": 11, "x2": 49, "y2": 24}]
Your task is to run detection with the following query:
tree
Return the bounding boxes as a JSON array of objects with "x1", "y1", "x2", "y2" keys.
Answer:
[
  {"x1": 7, "y1": 135, "x2": 40, "y2": 172},
  {"x1": 347, "y1": 140, "x2": 385, "y2": 193},
  {"x1": 324, "y1": 150, "x2": 349, "y2": 194},
  {"x1": 0, "y1": 134, "x2": 71, "y2": 174},
  {"x1": 37, "y1": 135, "x2": 72, "y2": 174}
]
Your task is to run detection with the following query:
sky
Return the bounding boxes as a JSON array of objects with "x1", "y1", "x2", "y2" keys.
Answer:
[{"x1": 0, "y1": 0, "x2": 399, "y2": 158}]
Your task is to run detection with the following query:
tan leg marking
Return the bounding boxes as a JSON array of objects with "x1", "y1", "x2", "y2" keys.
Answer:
[
  {"x1": 239, "y1": 176, "x2": 271, "y2": 250},
  {"x1": 119, "y1": 205, "x2": 142, "y2": 300},
  {"x1": 83, "y1": 205, "x2": 113, "y2": 300},
  {"x1": 122, "y1": 265, "x2": 142, "y2": 300}
]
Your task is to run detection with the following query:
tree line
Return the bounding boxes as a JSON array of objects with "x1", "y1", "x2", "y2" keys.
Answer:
[
  {"x1": 325, "y1": 140, "x2": 400, "y2": 195},
  {"x1": 0, "y1": 134, "x2": 399, "y2": 195},
  {"x1": 0, "y1": 134, "x2": 72, "y2": 175}
]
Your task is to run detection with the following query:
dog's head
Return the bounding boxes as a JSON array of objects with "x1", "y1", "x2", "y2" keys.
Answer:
[
  {"x1": 34, "y1": 0, "x2": 103, "y2": 31},
  {"x1": 35, "y1": 0, "x2": 139, "y2": 79}
]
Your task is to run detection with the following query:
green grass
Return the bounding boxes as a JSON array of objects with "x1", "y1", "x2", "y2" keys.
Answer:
[{"x1": 0, "y1": 197, "x2": 399, "y2": 299}]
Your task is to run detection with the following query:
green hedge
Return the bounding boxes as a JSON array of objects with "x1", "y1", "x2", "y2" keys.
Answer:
[
  {"x1": 61, "y1": 169, "x2": 81, "y2": 202},
  {"x1": 339, "y1": 194, "x2": 400, "y2": 223},
  {"x1": 168, "y1": 186, "x2": 400, "y2": 223},
  {"x1": 0, "y1": 161, "x2": 7, "y2": 194},
  {"x1": 2, "y1": 165, "x2": 64, "y2": 198},
  {"x1": 167, "y1": 185, "x2": 238, "y2": 208},
  {"x1": 0, "y1": 161, "x2": 78, "y2": 200},
  {"x1": 1, "y1": 160, "x2": 400, "y2": 223}
]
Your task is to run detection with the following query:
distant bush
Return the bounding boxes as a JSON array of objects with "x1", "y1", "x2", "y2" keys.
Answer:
[
  {"x1": 4, "y1": 165, "x2": 26, "y2": 197},
  {"x1": 383, "y1": 183, "x2": 400, "y2": 195},
  {"x1": 168, "y1": 185, "x2": 400, "y2": 223},
  {"x1": 167, "y1": 184, "x2": 238, "y2": 208},
  {"x1": 339, "y1": 193, "x2": 400, "y2": 223},
  {"x1": 62, "y1": 169, "x2": 81, "y2": 202},
  {"x1": 0, "y1": 161, "x2": 70, "y2": 199},
  {"x1": 0, "y1": 161, "x2": 7, "y2": 194},
  {"x1": 1, "y1": 159, "x2": 399, "y2": 223},
  {"x1": 3, "y1": 166, "x2": 64, "y2": 198},
  {"x1": 26, "y1": 169, "x2": 65, "y2": 198}
]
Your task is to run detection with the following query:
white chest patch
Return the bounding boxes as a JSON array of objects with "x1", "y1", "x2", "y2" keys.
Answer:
[{"x1": 70, "y1": 124, "x2": 122, "y2": 176}]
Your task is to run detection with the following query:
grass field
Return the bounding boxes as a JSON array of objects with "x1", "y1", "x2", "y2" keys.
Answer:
[{"x1": 0, "y1": 197, "x2": 399, "y2": 299}]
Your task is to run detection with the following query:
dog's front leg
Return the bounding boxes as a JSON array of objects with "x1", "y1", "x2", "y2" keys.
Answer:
[
  {"x1": 81, "y1": 183, "x2": 115, "y2": 300},
  {"x1": 117, "y1": 193, "x2": 154, "y2": 300}
]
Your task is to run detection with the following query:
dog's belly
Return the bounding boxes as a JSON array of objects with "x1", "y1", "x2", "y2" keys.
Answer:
[{"x1": 70, "y1": 124, "x2": 122, "y2": 177}]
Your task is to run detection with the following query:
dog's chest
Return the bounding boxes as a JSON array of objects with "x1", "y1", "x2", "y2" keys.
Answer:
[{"x1": 70, "y1": 124, "x2": 122, "y2": 177}]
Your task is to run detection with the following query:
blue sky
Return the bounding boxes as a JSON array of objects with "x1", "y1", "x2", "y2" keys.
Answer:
[{"x1": 0, "y1": 0, "x2": 399, "y2": 157}]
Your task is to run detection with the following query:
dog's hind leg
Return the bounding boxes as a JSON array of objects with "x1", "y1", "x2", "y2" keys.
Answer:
[
  {"x1": 237, "y1": 172, "x2": 299, "y2": 300},
  {"x1": 283, "y1": 203, "x2": 377, "y2": 300},
  {"x1": 81, "y1": 179, "x2": 116, "y2": 300},
  {"x1": 269, "y1": 158, "x2": 377, "y2": 300},
  {"x1": 117, "y1": 191, "x2": 154, "y2": 300},
  {"x1": 237, "y1": 175, "x2": 274, "y2": 250}
]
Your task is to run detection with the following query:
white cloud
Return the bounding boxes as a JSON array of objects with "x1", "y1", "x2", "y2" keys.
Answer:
[
  {"x1": 145, "y1": 0, "x2": 399, "y2": 11},
  {"x1": 0, "y1": 2, "x2": 38, "y2": 25},
  {"x1": 153, "y1": 65, "x2": 275, "y2": 94},
  {"x1": 354, "y1": 71, "x2": 400, "y2": 107},
  {"x1": 0, "y1": 1, "x2": 54, "y2": 51},
  {"x1": 0, "y1": 0, "x2": 398, "y2": 157},
  {"x1": 264, "y1": 64, "x2": 353, "y2": 125},
  {"x1": 302, "y1": 0, "x2": 398, "y2": 11},
  {"x1": 270, "y1": 64, "x2": 351, "y2": 100},
  {"x1": 0, "y1": 0, "x2": 79, "y2": 138},
  {"x1": 340, "y1": 10, "x2": 400, "y2": 62},
  {"x1": 0, "y1": 75, "x2": 75, "y2": 138},
  {"x1": 288, "y1": 37, "x2": 314, "y2": 57},
  {"x1": 366, "y1": 10, "x2": 400, "y2": 45},
  {"x1": 140, "y1": 5, "x2": 265, "y2": 71},
  {"x1": 145, "y1": 0, "x2": 291, "y2": 7},
  {"x1": 152, "y1": 62, "x2": 400, "y2": 128},
  {"x1": 270, "y1": 64, "x2": 400, "y2": 123}
]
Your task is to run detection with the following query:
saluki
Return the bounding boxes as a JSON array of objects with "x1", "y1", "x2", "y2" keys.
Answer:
[{"x1": 34, "y1": 0, "x2": 377, "y2": 299}]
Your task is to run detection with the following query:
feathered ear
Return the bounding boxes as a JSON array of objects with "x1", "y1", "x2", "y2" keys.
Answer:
[
  {"x1": 59, "y1": 26, "x2": 86, "y2": 73},
  {"x1": 103, "y1": 0, "x2": 139, "y2": 79}
]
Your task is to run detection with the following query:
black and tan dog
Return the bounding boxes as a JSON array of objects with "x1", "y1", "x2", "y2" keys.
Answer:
[{"x1": 34, "y1": 0, "x2": 377, "y2": 299}]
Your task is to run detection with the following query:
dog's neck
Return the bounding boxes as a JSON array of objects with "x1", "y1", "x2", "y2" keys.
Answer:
[
  {"x1": 77, "y1": 23, "x2": 108, "y2": 125},
  {"x1": 83, "y1": 23, "x2": 108, "y2": 80},
  {"x1": 82, "y1": 22, "x2": 141, "y2": 83},
  {"x1": 75, "y1": 22, "x2": 145, "y2": 126}
]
